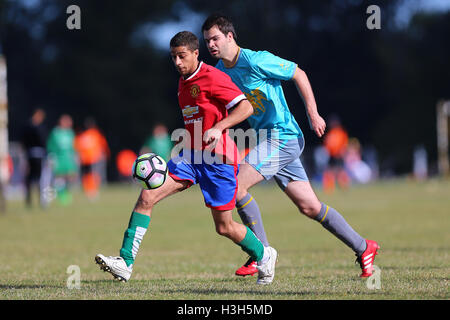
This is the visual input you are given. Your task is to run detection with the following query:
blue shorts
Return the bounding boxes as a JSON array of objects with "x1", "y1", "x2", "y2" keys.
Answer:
[
  {"x1": 244, "y1": 137, "x2": 309, "y2": 190},
  {"x1": 167, "y1": 151, "x2": 239, "y2": 211}
]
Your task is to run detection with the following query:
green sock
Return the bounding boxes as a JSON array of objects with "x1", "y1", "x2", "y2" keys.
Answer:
[
  {"x1": 237, "y1": 226, "x2": 264, "y2": 262},
  {"x1": 119, "y1": 211, "x2": 151, "y2": 267},
  {"x1": 58, "y1": 189, "x2": 72, "y2": 206},
  {"x1": 54, "y1": 178, "x2": 71, "y2": 205}
]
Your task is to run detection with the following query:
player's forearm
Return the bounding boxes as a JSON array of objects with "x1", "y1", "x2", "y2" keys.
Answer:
[
  {"x1": 215, "y1": 99, "x2": 254, "y2": 132},
  {"x1": 292, "y1": 67, "x2": 326, "y2": 137},
  {"x1": 293, "y1": 67, "x2": 320, "y2": 119}
]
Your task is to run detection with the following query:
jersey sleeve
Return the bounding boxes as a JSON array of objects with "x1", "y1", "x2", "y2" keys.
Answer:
[
  {"x1": 210, "y1": 70, "x2": 246, "y2": 110},
  {"x1": 252, "y1": 50, "x2": 297, "y2": 81}
]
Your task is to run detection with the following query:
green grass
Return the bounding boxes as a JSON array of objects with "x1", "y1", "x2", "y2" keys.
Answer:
[{"x1": 0, "y1": 179, "x2": 449, "y2": 300}]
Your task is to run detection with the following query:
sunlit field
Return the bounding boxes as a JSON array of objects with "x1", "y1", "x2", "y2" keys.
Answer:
[{"x1": 0, "y1": 179, "x2": 448, "y2": 300}]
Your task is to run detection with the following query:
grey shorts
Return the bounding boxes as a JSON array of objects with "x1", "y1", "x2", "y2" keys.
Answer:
[{"x1": 244, "y1": 137, "x2": 309, "y2": 190}]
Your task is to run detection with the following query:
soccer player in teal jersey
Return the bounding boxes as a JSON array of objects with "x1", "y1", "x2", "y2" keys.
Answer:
[{"x1": 202, "y1": 14, "x2": 380, "y2": 278}]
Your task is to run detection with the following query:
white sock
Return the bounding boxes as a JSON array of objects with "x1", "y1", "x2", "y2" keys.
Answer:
[{"x1": 258, "y1": 246, "x2": 270, "y2": 265}]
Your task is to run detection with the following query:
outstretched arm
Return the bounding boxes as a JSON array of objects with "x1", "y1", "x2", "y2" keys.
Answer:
[{"x1": 292, "y1": 67, "x2": 326, "y2": 138}]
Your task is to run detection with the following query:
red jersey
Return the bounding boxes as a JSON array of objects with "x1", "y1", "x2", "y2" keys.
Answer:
[{"x1": 177, "y1": 61, "x2": 246, "y2": 164}]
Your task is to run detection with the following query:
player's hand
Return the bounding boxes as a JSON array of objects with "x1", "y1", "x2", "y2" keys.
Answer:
[
  {"x1": 310, "y1": 113, "x2": 326, "y2": 138},
  {"x1": 203, "y1": 127, "x2": 222, "y2": 150}
]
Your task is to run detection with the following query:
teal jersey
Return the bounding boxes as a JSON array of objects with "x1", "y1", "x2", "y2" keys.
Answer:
[
  {"x1": 47, "y1": 128, "x2": 77, "y2": 175},
  {"x1": 215, "y1": 48, "x2": 303, "y2": 140},
  {"x1": 143, "y1": 134, "x2": 173, "y2": 161}
]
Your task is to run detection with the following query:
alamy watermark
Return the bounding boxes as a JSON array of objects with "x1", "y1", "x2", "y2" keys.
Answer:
[
  {"x1": 66, "y1": 5, "x2": 81, "y2": 30},
  {"x1": 366, "y1": 265, "x2": 381, "y2": 290},
  {"x1": 66, "y1": 265, "x2": 81, "y2": 289},
  {"x1": 66, "y1": 5, "x2": 380, "y2": 31},
  {"x1": 366, "y1": 5, "x2": 381, "y2": 30},
  {"x1": 168, "y1": 126, "x2": 286, "y2": 172}
]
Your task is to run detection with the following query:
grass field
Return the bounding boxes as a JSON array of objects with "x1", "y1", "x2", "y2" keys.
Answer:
[{"x1": 0, "y1": 179, "x2": 449, "y2": 300}]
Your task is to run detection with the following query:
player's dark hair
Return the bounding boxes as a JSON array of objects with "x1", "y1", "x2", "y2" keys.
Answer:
[
  {"x1": 170, "y1": 31, "x2": 199, "y2": 52},
  {"x1": 201, "y1": 14, "x2": 237, "y2": 40}
]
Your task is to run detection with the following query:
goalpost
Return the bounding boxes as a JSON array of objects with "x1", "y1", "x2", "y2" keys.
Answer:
[{"x1": 436, "y1": 100, "x2": 450, "y2": 177}]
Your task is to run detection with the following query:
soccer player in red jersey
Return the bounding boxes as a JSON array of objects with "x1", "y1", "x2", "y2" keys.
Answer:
[{"x1": 95, "y1": 31, "x2": 278, "y2": 285}]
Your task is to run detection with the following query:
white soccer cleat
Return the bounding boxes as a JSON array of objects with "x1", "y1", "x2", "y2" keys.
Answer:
[
  {"x1": 95, "y1": 254, "x2": 132, "y2": 282},
  {"x1": 256, "y1": 246, "x2": 278, "y2": 285}
]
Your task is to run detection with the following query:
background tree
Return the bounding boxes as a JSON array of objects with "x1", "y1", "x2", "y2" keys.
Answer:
[{"x1": 1, "y1": 0, "x2": 448, "y2": 179}]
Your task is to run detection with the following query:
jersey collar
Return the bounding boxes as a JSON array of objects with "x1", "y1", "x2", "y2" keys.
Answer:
[
  {"x1": 223, "y1": 47, "x2": 241, "y2": 69},
  {"x1": 184, "y1": 61, "x2": 203, "y2": 81}
]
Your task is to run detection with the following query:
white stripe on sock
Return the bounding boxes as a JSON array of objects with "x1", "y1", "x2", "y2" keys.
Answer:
[{"x1": 131, "y1": 226, "x2": 147, "y2": 259}]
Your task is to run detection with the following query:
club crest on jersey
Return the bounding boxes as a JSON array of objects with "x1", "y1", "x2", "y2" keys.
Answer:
[
  {"x1": 244, "y1": 88, "x2": 267, "y2": 115},
  {"x1": 190, "y1": 84, "x2": 200, "y2": 98}
]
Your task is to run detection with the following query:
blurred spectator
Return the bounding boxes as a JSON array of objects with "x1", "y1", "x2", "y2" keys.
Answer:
[
  {"x1": 413, "y1": 145, "x2": 428, "y2": 181},
  {"x1": 362, "y1": 145, "x2": 379, "y2": 180},
  {"x1": 322, "y1": 116, "x2": 350, "y2": 192},
  {"x1": 74, "y1": 117, "x2": 110, "y2": 200},
  {"x1": 20, "y1": 108, "x2": 48, "y2": 208},
  {"x1": 47, "y1": 114, "x2": 77, "y2": 205},
  {"x1": 344, "y1": 138, "x2": 373, "y2": 184},
  {"x1": 141, "y1": 123, "x2": 173, "y2": 160},
  {"x1": 312, "y1": 145, "x2": 330, "y2": 184},
  {"x1": 116, "y1": 149, "x2": 137, "y2": 181}
]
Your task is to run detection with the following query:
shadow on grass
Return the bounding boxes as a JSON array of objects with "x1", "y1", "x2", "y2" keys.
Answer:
[
  {"x1": 158, "y1": 286, "x2": 387, "y2": 298},
  {"x1": 84, "y1": 278, "x2": 316, "y2": 296},
  {"x1": 0, "y1": 284, "x2": 63, "y2": 290},
  {"x1": 78, "y1": 278, "x2": 390, "y2": 299},
  {"x1": 160, "y1": 287, "x2": 315, "y2": 297},
  {"x1": 378, "y1": 265, "x2": 448, "y2": 271},
  {"x1": 0, "y1": 279, "x2": 121, "y2": 290}
]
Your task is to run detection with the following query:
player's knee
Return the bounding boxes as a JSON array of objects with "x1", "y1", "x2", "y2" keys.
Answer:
[
  {"x1": 297, "y1": 203, "x2": 321, "y2": 219},
  {"x1": 215, "y1": 223, "x2": 233, "y2": 238},
  {"x1": 236, "y1": 186, "x2": 248, "y2": 202}
]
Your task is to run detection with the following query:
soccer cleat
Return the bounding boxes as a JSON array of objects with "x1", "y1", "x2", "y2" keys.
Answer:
[
  {"x1": 95, "y1": 254, "x2": 132, "y2": 282},
  {"x1": 256, "y1": 246, "x2": 278, "y2": 285},
  {"x1": 356, "y1": 239, "x2": 380, "y2": 278},
  {"x1": 235, "y1": 257, "x2": 258, "y2": 277}
]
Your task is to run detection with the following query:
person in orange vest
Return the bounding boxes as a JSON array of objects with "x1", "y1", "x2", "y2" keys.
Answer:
[
  {"x1": 323, "y1": 116, "x2": 350, "y2": 192},
  {"x1": 74, "y1": 117, "x2": 110, "y2": 199},
  {"x1": 116, "y1": 149, "x2": 137, "y2": 181}
]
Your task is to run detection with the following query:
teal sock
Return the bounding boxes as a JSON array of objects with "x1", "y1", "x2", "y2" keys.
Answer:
[
  {"x1": 120, "y1": 211, "x2": 151, "y2": 267},
  {"x1": 237, "y1": 226, "x2": 264, "y2": 262}
]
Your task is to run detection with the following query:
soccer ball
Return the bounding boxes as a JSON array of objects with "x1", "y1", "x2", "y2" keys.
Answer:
[{"x1": 132, "y1": 153, "x2": 168, "y2": 189}]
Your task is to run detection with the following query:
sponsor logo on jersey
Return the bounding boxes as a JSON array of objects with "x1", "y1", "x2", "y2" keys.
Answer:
[
  {"x1": 184, "y1": 117, "x2": 203, "y2": 125},
  {"x1": 182, "y1": 105, "x2": 199, "y2": 118}
]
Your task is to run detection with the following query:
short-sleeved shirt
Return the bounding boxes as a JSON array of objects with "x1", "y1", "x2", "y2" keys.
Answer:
[
  {"x1": 170, "y1": 61, "x2": 246, "y2": 210},
  {"x1": 215, "y1": 48, "x2": 303, "y2": 141},
  {"x1": 177, "y1": 61, "x2": 246, "y2": 164},
  {"x1": 47, "y1": 127, "x2": 77, "y2": 175}
]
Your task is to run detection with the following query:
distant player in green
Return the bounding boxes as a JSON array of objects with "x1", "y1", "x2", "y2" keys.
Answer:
[
  {"x1": 140, "y1": 123, "x2": 173, "y2": 161},
  {"x1": 46, "y1": 114, "x2": 77, "y2": 205},
  {"x1": 202, "y1": 14, "x2": 379, "y2": 278}
]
